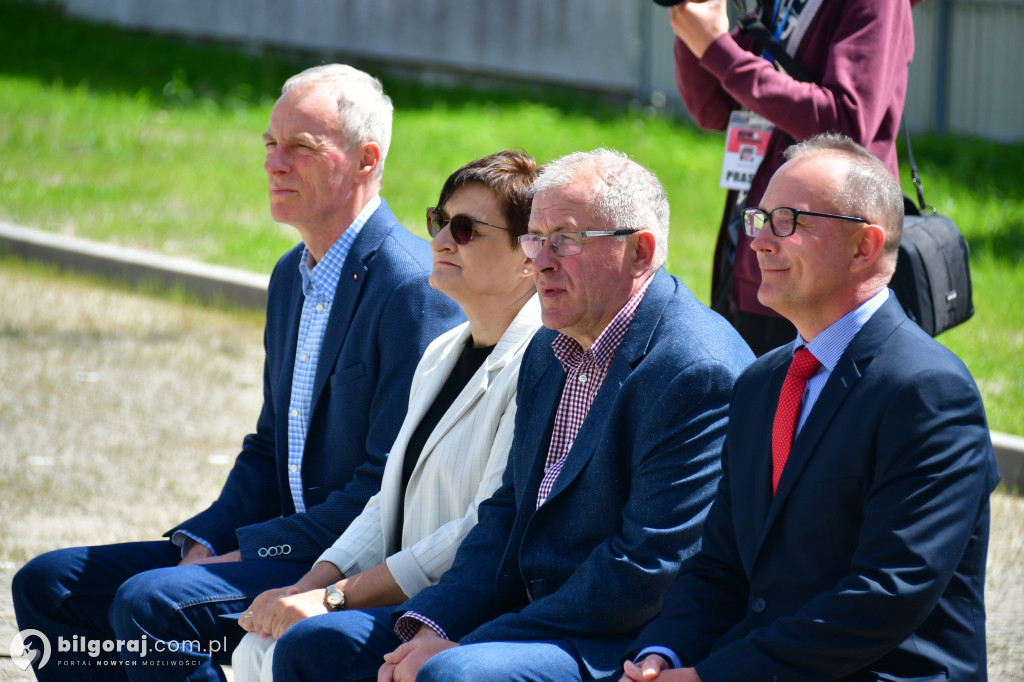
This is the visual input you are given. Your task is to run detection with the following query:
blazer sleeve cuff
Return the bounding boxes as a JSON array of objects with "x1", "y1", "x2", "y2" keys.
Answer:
[{"x1": 636, "y1": 646, "x2": 682, "y2": 669}]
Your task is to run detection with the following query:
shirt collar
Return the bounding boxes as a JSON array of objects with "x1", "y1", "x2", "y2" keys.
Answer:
[
  {"x1": 795, "y1": 288, "x2": 889, "y2": 371},
  {"x1": 299, "y1": 194, "x2": 381, "y2": 298},
  {"x1": 552, "y1": 273, "x2": 654, "y2": 370}
]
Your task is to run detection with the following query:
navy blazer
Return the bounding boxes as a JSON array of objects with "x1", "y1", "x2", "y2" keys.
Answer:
[
  {"x1": 396, "y1": 270, "x2": 753, "y2": 678},
  {"x1": 167, "y1": 199, "x2": 465, "y2": 562},
  {"x1": 628, "y1": 294, "x2": 1000, "y2": 681}
]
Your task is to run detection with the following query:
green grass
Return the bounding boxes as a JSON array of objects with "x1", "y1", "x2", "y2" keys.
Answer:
[
  {"x1": 1, "y1": 1, "x2": 1021, "y2": 435},
  {"x1": 896, "y1": 138, "x2": 1024, "y2": 435}
]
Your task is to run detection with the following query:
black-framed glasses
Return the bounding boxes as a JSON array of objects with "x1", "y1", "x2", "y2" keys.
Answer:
[
  {"x1": 517, "y1": 229, "x2": 640, "y2": 258},
  {"x1": 427, "y1": 207, "x2": 511, "y2": 245},
  {"x1": 742, "y1": 207, "x2": 868, "y2": 238}
]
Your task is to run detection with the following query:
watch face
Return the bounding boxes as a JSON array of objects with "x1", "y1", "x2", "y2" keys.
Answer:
[{"x1": 326, "y1": 586, "x2": 345, "y2": 609}]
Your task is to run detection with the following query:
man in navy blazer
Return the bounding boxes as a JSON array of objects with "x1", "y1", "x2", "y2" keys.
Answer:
[
  {"x1": 268, "y1": 149, "x2": 753, "y2": 681},
  {"x1": 620, "y1": 134, "x2": 999, "y2": 682},
  {"x1": 12, "y1": 64, "x2": 462, "y2": 681}
]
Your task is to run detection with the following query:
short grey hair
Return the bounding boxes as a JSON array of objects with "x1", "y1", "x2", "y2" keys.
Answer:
[
  {"x1": 531, "y1": 149, "x2": 670, "y2": 270},
  {"x1": 282, "y1": 64, "x2": 394, "y2": 187},
  {"x1": 784, "y1": 133, "x2": 904, "y2": 262}
]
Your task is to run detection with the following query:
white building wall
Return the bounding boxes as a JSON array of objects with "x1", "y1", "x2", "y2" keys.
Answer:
[{"x1": 49, "y1": 0, "x2": 1024, "y2": 141}]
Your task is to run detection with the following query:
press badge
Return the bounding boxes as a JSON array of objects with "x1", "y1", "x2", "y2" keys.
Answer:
[{"x1": 720, "y1": 110, "x2": 774, "y2": 191}]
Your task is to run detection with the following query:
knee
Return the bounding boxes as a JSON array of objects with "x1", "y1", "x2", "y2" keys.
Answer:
[
  {"x1": 12, "y1": 555, "x2": 47, "y2": 607},
  {"x1": 273, "y1": 609, "x2": 397, "y2": 681},
  {"x1": 109, "y1": 573, "x2": 144, "y2": 635},
  {"x1": 109, "y1": 569, "x2": 174, "y2": 636},
  {"x1": 419, "y1": 648, "x2": 474, "y2": 682},
  {"x1": 272, "y1": 618, "x2": 334, "y2": 676},
  {"x1": 12, "y1": 549, "x2": 79, "y2": 615}
]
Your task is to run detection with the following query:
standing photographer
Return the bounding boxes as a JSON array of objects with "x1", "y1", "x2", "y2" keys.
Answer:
[{"x1": 659, "y1": 0, "x2": 918, "y2": 355}]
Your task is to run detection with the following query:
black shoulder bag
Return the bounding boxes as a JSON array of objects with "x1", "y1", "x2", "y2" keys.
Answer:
[{"x1": 891, "y1": 125, "x2": 974, "y2": 336}]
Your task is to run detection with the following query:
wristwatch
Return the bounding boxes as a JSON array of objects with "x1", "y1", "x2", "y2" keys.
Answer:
[{"x1": 324, "y1": 584, "x2": 346, "y2": 611}]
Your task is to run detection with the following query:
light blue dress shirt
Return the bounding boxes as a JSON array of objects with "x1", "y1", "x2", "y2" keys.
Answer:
[
  {"x1": 286, "y1": 195, "x2": 380, "y2": 513},
  {"x1": 796, "y1": 288, "x2": 889, "y2": 434}
]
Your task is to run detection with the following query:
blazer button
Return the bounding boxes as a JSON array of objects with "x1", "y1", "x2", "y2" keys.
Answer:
[{"x1": 752, "y1": 597, "x2": 767, "y2": 613}]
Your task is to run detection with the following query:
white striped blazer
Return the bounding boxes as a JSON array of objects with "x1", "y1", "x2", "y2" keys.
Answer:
[{"x1": 316, "y1": 295, "x2": 542, "y2": 597}]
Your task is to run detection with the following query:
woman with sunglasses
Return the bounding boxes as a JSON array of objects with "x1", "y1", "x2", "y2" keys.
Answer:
[{"x1": 231, "y1": 150, "x2": 541, "y2": 681}]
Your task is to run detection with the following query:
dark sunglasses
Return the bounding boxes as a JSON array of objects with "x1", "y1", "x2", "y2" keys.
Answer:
[{"x1": 427, "y1": 207, "x2": 512, "y2": 245}]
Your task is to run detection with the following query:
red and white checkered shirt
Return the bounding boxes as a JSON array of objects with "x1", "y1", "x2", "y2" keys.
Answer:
[{"x1": 535, "y1": 274, "x2": 653, "y2": 508}]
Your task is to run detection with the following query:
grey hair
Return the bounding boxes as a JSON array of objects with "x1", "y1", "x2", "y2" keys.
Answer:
[
  {"x1": 530, "y1": 148, "x2": 670, "y2": 270},
  {"x1": 282, "y1": 64, "x2": 394, "y2": 187},
  {"x1": 784, "y1": 133, "x2": 904, "y2": 262}
]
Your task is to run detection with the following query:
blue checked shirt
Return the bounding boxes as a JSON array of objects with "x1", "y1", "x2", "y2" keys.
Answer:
[{"x1": 286, "y1": 195, "x2": 380, "y2": 513}]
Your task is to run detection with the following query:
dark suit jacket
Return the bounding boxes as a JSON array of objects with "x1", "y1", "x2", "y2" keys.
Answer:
[
  {"x1": 167, "y1": 199, "x2": 465, "y2": 562},
  {"x1": 395, "y1": 270, "x2": 753, "y2": 678},
  {"x1": 628, "y1": 294, "x2": 1000, "y2": 681}
]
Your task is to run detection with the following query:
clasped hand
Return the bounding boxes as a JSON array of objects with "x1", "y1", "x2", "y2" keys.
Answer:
[
  {"x1": 238, "y1": 586, "x2": 329, "y2": 640},
  {"x1": 378, "y1": 627, "x2": 456, "y2": 682},
  {"x1": 619, "y1": 654, "x2": 701, "y2": 681}
]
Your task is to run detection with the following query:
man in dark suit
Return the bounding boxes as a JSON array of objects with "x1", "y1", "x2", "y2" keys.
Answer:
[
  {"x1": 265, "y1": 149, "x2": 754, "y2": 681},
  {"x1": 12, "y1": 64, "x2": 463, "y2": 681},
  {"x1": 619, "y1": 134, "x2": 999, "y2": 682}
]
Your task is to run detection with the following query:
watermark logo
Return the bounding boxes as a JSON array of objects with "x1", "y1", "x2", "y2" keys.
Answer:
[
  {"x1": 6, "y1": 631, "x2": 228, "y2": 671},
  {"x1": 10, "y1": 629, "x2": 51, "y2": 670}
]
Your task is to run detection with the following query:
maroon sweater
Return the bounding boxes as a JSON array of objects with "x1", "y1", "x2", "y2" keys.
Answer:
[{"x1": 675, "y1": 0, "x2": 916, "y2": 316}]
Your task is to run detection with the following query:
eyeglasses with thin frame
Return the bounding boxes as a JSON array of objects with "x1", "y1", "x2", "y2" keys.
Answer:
[
  {"x1": 518, "y1": 229, "x2": 640, "y2": 258},
  {"x1": 742, "y1": 207, "x2": 868, "y2": 238},
  {"x1": 427, "y1": 207, "x2": 512, "y2": 245}
]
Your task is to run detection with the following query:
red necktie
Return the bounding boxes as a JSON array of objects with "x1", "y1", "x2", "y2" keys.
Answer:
[{"x1": 771, "y1": 348, "x2": 821, "y2": 494}]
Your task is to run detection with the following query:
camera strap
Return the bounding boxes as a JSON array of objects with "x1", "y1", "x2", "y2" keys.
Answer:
[{"x1": 738, "y1": 3, "x2": 810, "y2": 81}]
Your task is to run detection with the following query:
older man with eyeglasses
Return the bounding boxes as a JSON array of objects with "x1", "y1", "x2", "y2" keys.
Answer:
[{"x1": 267, "y1": 148, "x2": 753, "y2": 682}]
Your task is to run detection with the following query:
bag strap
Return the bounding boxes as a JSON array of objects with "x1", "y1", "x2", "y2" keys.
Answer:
[{"x1": 901, "y1": 119, "x2": 930, "y2": 212}]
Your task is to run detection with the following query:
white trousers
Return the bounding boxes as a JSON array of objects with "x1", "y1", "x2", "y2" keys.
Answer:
[{"x1": 231, "y1": 632, "x2": 277, "y2": 682}]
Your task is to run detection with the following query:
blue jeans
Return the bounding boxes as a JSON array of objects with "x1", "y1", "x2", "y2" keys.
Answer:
[
  {"x1": 419, "y1": 641, "x2": 585, "y2": 682},
  {"x1": 271, "y1": 607, "x2": 402, "y2": 682},
  {"x1": 12, "y1": 540, "x2": 308, "y2": 681},
  {"x1": 271, "y1": 607, "x2": 585, "y2": 682}
]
